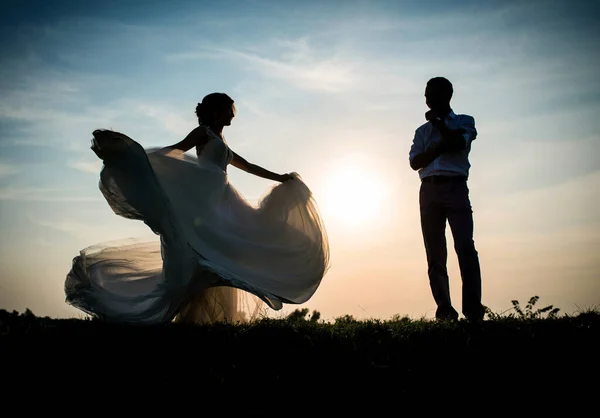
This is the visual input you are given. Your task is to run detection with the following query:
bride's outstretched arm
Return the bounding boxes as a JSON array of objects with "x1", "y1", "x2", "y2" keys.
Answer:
[
  {"x1": 167, "y1": 127, "x2": 208, "y2": 152},
  {"x1": 230, "y1": 152, "x2": 291, "y2": 182}
]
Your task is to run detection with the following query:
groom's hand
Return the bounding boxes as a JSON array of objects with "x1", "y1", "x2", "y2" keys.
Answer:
[
  {"x1": 425, "y1": 110, "x2": 444, "y2": 129},
  {"x1": 431, "y1": 118, "x2": 446, "y2": 131}
]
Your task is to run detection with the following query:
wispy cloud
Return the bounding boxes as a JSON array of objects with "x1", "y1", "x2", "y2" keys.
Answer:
[
  {"x1": 231, "y1": 49, "x2": 354, "y2": 92},
  {"x1": 0, "y1": 163, "x2": 18, "y2": 179},
  {"x1": 131, "y1": 102, "x2": 192, "y2": 137},
  {"x1": 28, "y1": 214, "x2": 155, "y2": 242},
  {"x1": 0, "y1": 186, "x2": 101, "y2": 202},
  {"x1": 29, "y1": 216, "x2": 110, "y2": 240},
  {"x1": 0, "y1": 45, "x2": 196, "y2": 153},
  {"x1": 470, "y1": 134, "x2": 600, "y2": 193},
  {"x1": 472, "y1": 169, "x2": 600, "y2": 240},
  {"x1": 68, "y1": 160, "x2": 102, "y2": 174},
  {"x1": 169, "y1": 38, "x2": 356, "y2": 93},
  {"x1": 1, "y1": 77, "x2": 194, "y2": 152}
]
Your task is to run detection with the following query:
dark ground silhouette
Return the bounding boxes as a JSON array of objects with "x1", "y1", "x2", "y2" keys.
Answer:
[{"x1": 1, "y1": 305, "x2": 598, "y2": 407}]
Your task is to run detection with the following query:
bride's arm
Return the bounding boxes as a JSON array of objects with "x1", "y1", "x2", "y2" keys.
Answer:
[
  {"x1": 167, "y1": 127, "x2": 209, "y2": 152},
  {"x1": 230, "y1": 152, "x2": 291, "y2": 182}
]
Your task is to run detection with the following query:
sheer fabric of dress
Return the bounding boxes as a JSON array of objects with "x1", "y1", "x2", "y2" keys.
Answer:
[{"x1": 65, "y1": 128, "x2": 330, "y2": 325}]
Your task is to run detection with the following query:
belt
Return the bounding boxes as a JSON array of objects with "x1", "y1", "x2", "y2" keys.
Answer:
[{"x1": 421, "y1": 175, "x2": 467, "y2": 183}]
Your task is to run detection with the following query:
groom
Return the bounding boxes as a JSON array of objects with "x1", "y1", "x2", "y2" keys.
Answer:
[{"x1": 408, "y1": 77, "x2": 485, "y2": 322}]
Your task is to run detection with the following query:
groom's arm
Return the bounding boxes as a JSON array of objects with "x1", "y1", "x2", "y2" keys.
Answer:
[
  {"x1": 410, "y1": 148, "x2": 444, "y2": 171},
  {"x1": 431, "y1": 115, "x2": 477, "y2": 153},
  {"x1": 409, "y1": 129, "x2": 443, "y2": 171}
]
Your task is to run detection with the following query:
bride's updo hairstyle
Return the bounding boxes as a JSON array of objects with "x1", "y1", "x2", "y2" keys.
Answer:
[{"x1": 195, "y1": 93, "x2": 235, "y2": 126}]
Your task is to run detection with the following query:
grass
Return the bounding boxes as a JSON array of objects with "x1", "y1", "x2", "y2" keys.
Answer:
[{"x1": 1, "y1": 297, "x2": 598, "y2": 403}]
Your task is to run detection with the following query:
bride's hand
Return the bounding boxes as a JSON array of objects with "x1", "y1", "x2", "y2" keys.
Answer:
[{"x1": 279, "y1": 173, "x2": 294, "y2": 182}]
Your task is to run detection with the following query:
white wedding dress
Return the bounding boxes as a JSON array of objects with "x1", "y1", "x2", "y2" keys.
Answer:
[{"x1": 65, "y1": 127, "x2": 330, "y2": 325}]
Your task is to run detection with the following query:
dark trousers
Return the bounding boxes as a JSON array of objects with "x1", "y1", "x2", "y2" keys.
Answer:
[{"x1": 419, "y1": 176, "x2": 484, "y2": 320}]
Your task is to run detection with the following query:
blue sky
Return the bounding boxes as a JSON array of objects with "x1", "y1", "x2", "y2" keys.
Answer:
[{"x1": 1, "y1": 0, "x2": 599, "y2": 320}]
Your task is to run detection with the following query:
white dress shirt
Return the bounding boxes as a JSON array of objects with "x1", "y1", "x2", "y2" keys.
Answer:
[{"x1": 409, "y1": 110, "x2": 478, "y2": 180}]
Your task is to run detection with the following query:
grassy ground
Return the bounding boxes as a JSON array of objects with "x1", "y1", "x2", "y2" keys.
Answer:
[{"x1": 1, "y1": 298, "x2": 598, "y2": 405}]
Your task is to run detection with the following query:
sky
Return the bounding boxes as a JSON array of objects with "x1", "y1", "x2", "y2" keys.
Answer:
[{"x1": 0, "y1": 0, "x2": 599, "y2": 321}]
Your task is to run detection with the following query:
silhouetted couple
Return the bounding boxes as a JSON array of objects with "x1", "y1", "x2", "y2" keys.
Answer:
[{"x1": 64, "y1": 77, "x2": 484, "y2": 325}]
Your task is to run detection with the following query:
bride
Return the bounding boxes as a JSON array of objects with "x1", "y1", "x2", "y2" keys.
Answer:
[{"x1": 65, "y1": 93, "x2": 330, "y2": 325}]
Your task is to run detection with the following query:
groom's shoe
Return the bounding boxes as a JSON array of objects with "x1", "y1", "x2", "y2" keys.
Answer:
[
  {"x1": 463, "y1": 305, "x2": 486, "y2": 323},
  {"x1": 464, "y1": 315, "x2": 484, "y2": 324},
  {"x1": 436, "y1": 306, "x2": 459, "y2": 322}
]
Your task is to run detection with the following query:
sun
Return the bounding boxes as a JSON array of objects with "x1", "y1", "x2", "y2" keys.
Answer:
[{"x1": 320, "y1": 154, "x2": 388, "y2": 228}]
